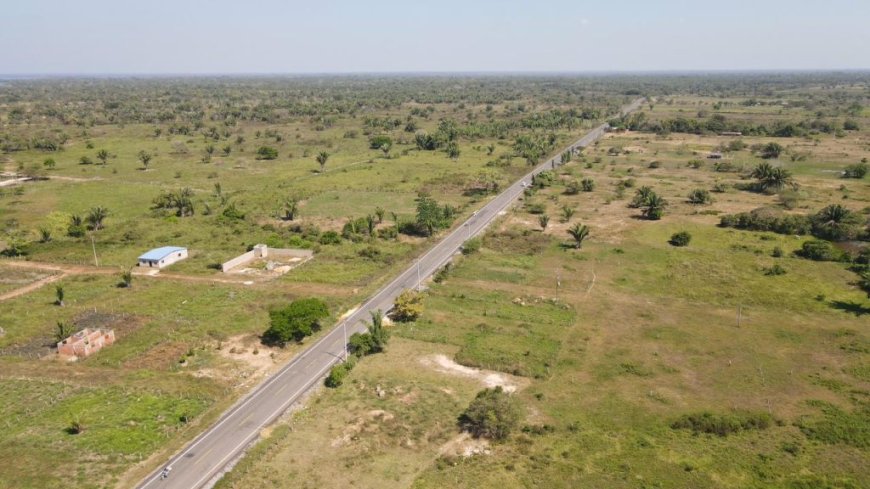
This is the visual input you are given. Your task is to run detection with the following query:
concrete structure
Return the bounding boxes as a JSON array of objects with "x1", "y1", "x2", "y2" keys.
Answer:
[
  {"x1": 220, "y1": 244, "x2": 312, "y2": 272},
  {"x1": 57, "y1": 328, "x2": 115, "y2": 358},
  {"x1": 138, "y1": 246, "x2": 188, "y2": 269}
]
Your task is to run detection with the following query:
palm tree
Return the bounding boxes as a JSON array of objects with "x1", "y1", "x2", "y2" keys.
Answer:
[
  {"x1": 374, "y1": 207, "x2": 385, "y2": 224},
  {"x1": 365, "y1": 214, "x2": 376, "y2": 236},
  {"x1": 561, "y1": 205, "x2": 575, "y2": 223},
  {"x1": 282, "y1": 198, "x2": 299, "y2": 221},
  {"x1": 538, "y1": 214, "x2": 550, "y2": 231},
  {"x1": 86, "y1": 206, "x2": 109, "y2": 230},
  {"x1": 567, "y1": 223, "x2": 590, "y2": 248},
  {"x1": 316, "y1": 151, "x2": 330, "y2": 173},
  {"x1": 630, "y1": 186, "x2": 655, "y2": 208},
  {"x1": 641, "y1": 193, "x2": 667, "y2": 220},
  {"x1": 55, "y1": 320, "x2": 73, "y2": 341},
  {"x1": 751, "y1": 163, "x2": 795, "y2": 193},
  {"x1": 811, "y1": 204, "x2": 860, "y2": 241}
]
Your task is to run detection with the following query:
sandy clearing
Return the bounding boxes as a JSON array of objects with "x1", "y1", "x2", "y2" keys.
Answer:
[{"x1": 422, "y1": 354, "x2": 525, "y2": 393}]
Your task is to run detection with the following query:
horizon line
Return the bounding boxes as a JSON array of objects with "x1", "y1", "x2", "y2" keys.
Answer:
[{"x1": 1, "y1": 68, "x2": 869, "y2": 79}]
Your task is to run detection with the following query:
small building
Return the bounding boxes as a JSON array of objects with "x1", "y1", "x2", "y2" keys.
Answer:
[
  {"x1": 57, "y1": 328, "x2": 115, "y2": 358},
  {"x1": 707, "y1": 152, "x2": 723, "y2": 159},
  {"x1": 138, "y1": 246, "x2": 188, "y2": 268}
]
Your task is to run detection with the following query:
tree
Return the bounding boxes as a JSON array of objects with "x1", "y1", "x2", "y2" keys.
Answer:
[
  {"x1": 86, "y1": 206, "x2": 109, "y2": 230},
  {"x1": 349, "y1": 310, "x2": 389, "y2": 356},
  {"x1": 459, "y1": 386, "x2": 522, "y2": 441},
  {"x1": 760, "y1": 142, "x2": 784, "y2": 159},
  {"x1": 567, "y1": 223, "x2": 590, "y2": 248},
  {"x1": 43, "y1": 158, "x2": 56, "y2": 169},
  {"x1": 282, "y1": 198, "x2": 299, "y2": 221},
  {"x1": 538, "y1": 214, "x2": 550, "y2": 231},
  {"x1": 316, "y1": 151, "x2": 330, "y2": 173},
  {"x1": 256, "y1": 146, "x2": 278, "y2": 160},
  {"x1": 751, "y1": 163, "x2": 795, "y2": 194},
  {"x1": 560, "y1": 205, "x2": 575, "y2": 223},
  {"x1": 120, "y1": 268, "x2": 133, "y2": 288},
  {"x1": 641, "y1": 193, "x2": 668, "y2": 220},
  {"x1": 811, "y1": 204, "x2": 862, "y2": 241},
  {"x1": 843, "y1": 162, "x2": 868, "y2": 179},
  {"x1": 262, "y1": 298, "x2": 329, "y2": 346},
  {"x1": 55, "y1": 285, "x2": 65, "y2": 306},
  {"x1": 629, "y1": 186, "x2": 655, "y2": 208},
  {"x1": 95, "y1": 149, "x2": 110, "y2": 165},
  {"x1": 137, "y1": 150, "x2": 153, "y2": 169},
  {"x1": 414, "y1": 196, "x2": 452, "y2": 237},
  {"x1": 392, "y1": 290, "x2": 423, "y2": 322}
]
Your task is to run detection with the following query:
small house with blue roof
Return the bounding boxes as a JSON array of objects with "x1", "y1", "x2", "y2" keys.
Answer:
[{"x1": 137, "y1": 246, "x2": 188, "y2": 268}]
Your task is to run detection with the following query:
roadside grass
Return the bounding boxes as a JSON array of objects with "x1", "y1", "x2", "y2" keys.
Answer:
[{"x1": 216, "y1": 338, "x2": 486, "y2": 489}]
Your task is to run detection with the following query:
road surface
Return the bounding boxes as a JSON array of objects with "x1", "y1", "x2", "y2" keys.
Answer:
[{"x1": 138, "y1": 97, "x2": 644, "y2": 489}]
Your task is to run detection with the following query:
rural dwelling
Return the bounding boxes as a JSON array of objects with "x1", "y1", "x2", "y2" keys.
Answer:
[
  {"x1": 137, "y1": 246, "x2": 188, "y2": 268},
  {"x1": 57, "y1": 328, "x2": 115, "y2": 358}
]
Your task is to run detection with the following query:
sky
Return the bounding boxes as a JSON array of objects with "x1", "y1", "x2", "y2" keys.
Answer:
[{"x1": 0, "y1": 0, "x2": 868, "y2": 74}]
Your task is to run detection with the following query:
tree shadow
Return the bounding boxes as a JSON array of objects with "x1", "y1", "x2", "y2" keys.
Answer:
[{"x1": 829, "y1": 300, "x2": 870, "y2": 317}]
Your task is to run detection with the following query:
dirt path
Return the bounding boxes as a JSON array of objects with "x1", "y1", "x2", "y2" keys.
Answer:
[{"x1": 0, "y1": 259, "x2": 356, "y2": 301}]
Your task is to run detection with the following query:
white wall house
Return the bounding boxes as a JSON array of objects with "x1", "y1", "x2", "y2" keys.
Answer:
[{"x1": 137, "y1": 246, "x2": 188, "y2": 269}]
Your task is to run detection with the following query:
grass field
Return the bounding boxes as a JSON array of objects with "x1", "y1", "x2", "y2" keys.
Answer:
[{"x1": 217, "y1": 89, "x2": 869, "y2": 489}]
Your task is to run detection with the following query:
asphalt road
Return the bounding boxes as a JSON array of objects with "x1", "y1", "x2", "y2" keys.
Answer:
[{"x1": 138, "y1": 97, "x2": 644, "y2": 489}]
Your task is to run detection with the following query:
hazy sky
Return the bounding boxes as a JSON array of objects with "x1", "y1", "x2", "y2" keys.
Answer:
[{"x1": 1, "y1": 0, "x2": 868, "y2": 74}]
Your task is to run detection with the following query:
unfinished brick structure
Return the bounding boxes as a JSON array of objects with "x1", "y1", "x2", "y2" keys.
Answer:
[{"x1": 57, "y1": 328, "x2": 115, "y2": 358}]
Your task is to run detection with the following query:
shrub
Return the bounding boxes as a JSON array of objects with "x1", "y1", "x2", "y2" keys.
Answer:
[
  {"x1": 687, "y1": 189, "x2": 712, "y2": 205},
  {"x1": 256, "y1": 146, "x2": 278, "y2": 160},
  {"x1": 459, "y1": 386, "x2": 522, "y2": 441},
  {"x1": 325, "y1": 358, "x2": 355, "y2": 388},
  {"x1": 462, "y1": 237, "x2": 482, "y2": 255},
  {"x1": 368, "y1": 135, "x2": 392, "y2": 150},
  {"x1": 810, "y1": 204, "x2": 863, "y2": 241},
  {"x1": 842, "y1": 162, "x2": 868, "y2": 179},
  {"x1": 772, "y1": 246, "x2": 784, "y2": 257},
  {"x1": 796, "y1": 401, "x2": 869, "y2": 448},
  {"x1": 262, "y1": 298, "x2": 329, "y2": 346},
  {"x1": 719, "y1": 207, "x2": 811, "y2": 235},
  {"x1": 671, "y1": 411, "x2": 774, "y2": 437},
  {"x1": 669, "y1": 231, "x2": 692, "y2": 247},
  {"x1": 795, "y1": 240, "x2": 846, "y2": 262},
  {"x1": 765, "y1": 263, "x2": 787, "y2": 276},
  {"x1": 319, "y1": 230, "x2": 341, "y2": 245},
  {"x1": 581, "y1": 178, "x2": 595, "y2": 192}
]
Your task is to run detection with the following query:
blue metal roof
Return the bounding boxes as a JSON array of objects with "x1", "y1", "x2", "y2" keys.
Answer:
[{"x1": 138, "y1": 246, "x2": 186, "y2": 261}]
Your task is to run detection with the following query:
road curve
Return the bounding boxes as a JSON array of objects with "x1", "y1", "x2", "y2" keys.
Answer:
[{"x1": 137, "y1": 97, "x2": 644, "y2": 489}]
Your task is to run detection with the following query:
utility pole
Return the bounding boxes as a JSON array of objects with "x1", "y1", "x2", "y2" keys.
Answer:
[{"x1": 736, "y1": 305, "x2": 742, "y2": 327}]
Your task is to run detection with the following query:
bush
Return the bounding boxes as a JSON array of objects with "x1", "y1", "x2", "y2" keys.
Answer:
[
  {"x1": 262, "y1": 298, "x2": 329, "y2": 346},
  {"x1": 256, "y1": 146, "x2": 278, "y2": 160},
  {"x1": 459, "y1": 386, "x2": 522, "y2": 441},
  {"x1": 368, "y1": 135, "x2": 392, "y2": 150},
  {"x1": 671, "y1": 411, "x2": 774, "y2": 437},
  {"x1": 719, "y1": 207, "x2": 811, "y2": 235},
  {"x1": 842, "y1": 163, "x2": 868, "y2": 179},
  {"x1": 765, "y1": 263, "x2": 787, "y2": 276},
  {"x1": 581, "y1": 178, "x2": 595, "y2": 192},
  {"x1": 669, "y1": 231, "x2": 692, "y2": 247},
  {"x1": 796, "y1": 240, "x2": 846, "y2": 262},
  {"x1": 319, "y1": 230, "x2": 341, "y2": 245},
  {"x1": 325, "y1": 358, "x2": 355, "y2": 388},
  {"x1": 462, "y1": 237, "x2": 482, "y2": 255},
  {"x1": 687, "y1": 189, "x2": 712, "y2": 205}
]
